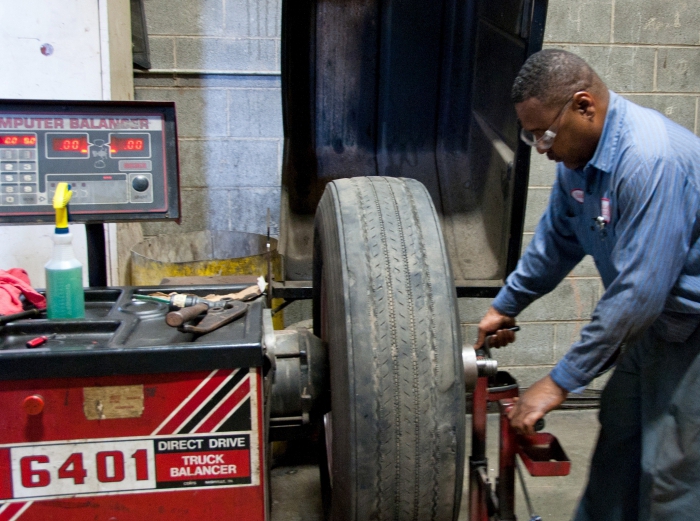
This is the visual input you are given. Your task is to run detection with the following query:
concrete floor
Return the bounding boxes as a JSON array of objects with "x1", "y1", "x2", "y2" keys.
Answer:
[{"x1": 270, "y1": 409, "x2": 599, "y2": 521}]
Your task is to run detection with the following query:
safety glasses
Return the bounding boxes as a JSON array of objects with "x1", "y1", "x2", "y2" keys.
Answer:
[{"x1": 519, "y1": 98, "x2": 573, "y2": 150}]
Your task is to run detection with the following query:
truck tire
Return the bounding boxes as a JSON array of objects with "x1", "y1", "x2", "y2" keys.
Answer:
[{"x1": 312, "y1": 176, "x2": 465, "y2": 521}]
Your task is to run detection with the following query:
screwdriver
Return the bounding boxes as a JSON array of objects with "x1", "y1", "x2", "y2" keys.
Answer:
[
  {"x1": 133, "y1": 293, "x2": 219, "y2": 309},
  {"x1": 26, "y1": 333, "x2": 56, "y2": 348}
]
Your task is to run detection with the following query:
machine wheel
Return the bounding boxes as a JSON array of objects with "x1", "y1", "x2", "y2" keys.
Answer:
[{"x1": 313, "y1": 177, "x2": 465, "y2": 521}]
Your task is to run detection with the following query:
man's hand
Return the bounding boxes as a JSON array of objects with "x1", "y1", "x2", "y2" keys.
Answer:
[
  {"x1": 507, "y1": 375, "x2": 568, "y2": 435},
  {"x1": 475, "y1": 306, "x2": 517, "y2": 349}
]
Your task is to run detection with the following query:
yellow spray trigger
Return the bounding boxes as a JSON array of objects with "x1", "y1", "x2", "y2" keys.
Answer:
[{"x1": 53, "y1": 182, "x2": 72, "y2": 230}]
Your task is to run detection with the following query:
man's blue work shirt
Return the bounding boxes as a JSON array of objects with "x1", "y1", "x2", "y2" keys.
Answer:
[{"x1": 492, "y1": 91, "x2": 700, "y2": 392}]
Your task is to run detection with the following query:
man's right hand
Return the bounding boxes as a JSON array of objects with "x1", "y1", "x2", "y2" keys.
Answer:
[{"x1": 474, "y1": 306, "x2": 517, "y2": 349}]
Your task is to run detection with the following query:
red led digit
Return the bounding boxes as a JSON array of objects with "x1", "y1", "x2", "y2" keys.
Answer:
[
  {"x1": 52, "y1": 137, "x2": 88, "y2": 153},
  {"x1": 0, "y1": 134, "x2": 36, "y2": 147},
  {"x1": 111, "y1": 137, "x2": 144, "y2": 152},
  {"x1": 109, "y1": 134, "x2": 148, "y2": 156}
]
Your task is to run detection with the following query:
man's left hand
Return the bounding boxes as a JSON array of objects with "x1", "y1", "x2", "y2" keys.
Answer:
[{"x1": 507, "y1": 375, "x2": 568, "y2": 435}]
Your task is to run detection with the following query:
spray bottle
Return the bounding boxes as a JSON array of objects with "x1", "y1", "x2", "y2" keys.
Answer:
[{"x1": 45, "y1": 182, "x2": 85, "y2": 319}]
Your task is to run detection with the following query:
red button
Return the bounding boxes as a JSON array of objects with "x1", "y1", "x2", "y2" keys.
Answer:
[{"x1": 23, "y1": 395, "x2": 44, "y2": 415}]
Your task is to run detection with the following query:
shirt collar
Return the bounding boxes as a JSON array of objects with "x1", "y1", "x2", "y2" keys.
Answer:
[{"x1": 584, "y1": 90, "x2": 625, "y2": 175}]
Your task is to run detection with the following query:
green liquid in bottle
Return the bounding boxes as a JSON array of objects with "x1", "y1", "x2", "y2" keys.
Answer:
[{"x1": 46, "y1": 267, "x2": 85, "y2": 319}]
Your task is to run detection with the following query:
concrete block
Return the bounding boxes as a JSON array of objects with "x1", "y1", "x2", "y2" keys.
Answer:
[
  {"x1": 517, "y1": 278, "x2": 600, "y2": 322},
  {"x1": 176, "y1": 37, "x2": 279, "y2": 72},
  {"x1": 209, "y1": 187, "x2": 282, "y2": 236},
  {"x1": 224, "y1": 0, "x2": 282, "y2": 38},
  {"x1": 144, "y1": 0, "x2": 224, "y2": 36},
  {"x1": 208, "y1": 188, "x2": 232, "y2": 230},
  {"x1": 146, "y1": 37, "x2": 175, "y2": 70},
  {"x1": 458, "y1": 296, "x2": 492, "y2": 324},
  {"x1": 657, "y1": 48, "x2": 700, "y2": 94},
  {"x1": 499, "y1": 365, "x2": 553, "y2": 388},
  {"x1": 176, "y1": 140, "x2": 207, "y2": 188},
  {"x1": 462, "y1": 323, "x2": 556, "y2": 366},
  {"x1": 613, "y1": 0, "x2": 700, "y2": 45},
  {"x1": 141, "y1": 188, "x2": 209, "y2": 236},
  {"x1": 134, "y1": 75, "x2": 176, "y2": 88},
  {"x1": 523, "y1": 187, "x2": 551, "y2": 233},
  {"x1": 134, "y1": 88, "x2": 228, "y2": 138},
  {"x1": 175, "y1": 75, "x2": 282, "y2": 89},
  {"x1": 623, "y1": 94, "x2": 697, "y2": 134},
  {"x1": 229, "y1": 88, "x2": 283, "y2": 137},
  {"x1": 528, "y1": 150, "x2": 557, "y2": 187},
  {"x1": 179, "y1": 139, "x2": 281, "y2": 188},
  {"x1": 544, "y1": 0, "x2": 612, "y2": 44},
  {"x1": 566, "y1": 45, "x2": 655, "y2": 93}
]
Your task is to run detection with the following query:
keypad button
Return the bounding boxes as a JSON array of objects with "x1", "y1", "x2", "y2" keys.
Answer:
[{"x1": 19, "y1": 162, "x2": 36, "y2": 172}]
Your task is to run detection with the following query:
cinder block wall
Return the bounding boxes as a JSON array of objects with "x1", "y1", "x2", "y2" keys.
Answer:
[
  {"x1": 135, "y1": 0, "x2": 283, "y2": 238},
  {"x1": 137, "y1": 0, "x2": 700, "y2": 388}
]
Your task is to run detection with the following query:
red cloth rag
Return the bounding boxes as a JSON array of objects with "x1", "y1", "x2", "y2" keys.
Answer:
[{"x1": 0, "y1": 268, "x2": 46, "y2": 315}]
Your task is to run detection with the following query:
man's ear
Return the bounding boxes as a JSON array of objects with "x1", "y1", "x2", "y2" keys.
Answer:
[{"x1": 573, "y1": 91, "x2": 596, "y2": 121}]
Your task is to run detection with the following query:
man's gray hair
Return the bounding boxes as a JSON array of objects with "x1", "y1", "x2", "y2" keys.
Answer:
[{"x1": 511, "y1": 49, "x2": 600, "y2": 107}]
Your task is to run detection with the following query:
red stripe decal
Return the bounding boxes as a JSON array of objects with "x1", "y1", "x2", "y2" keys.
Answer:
[
  {"x1": 155, "y1": 370, "x2": 235, "y2": 435},
  {"x1": 0, "y1": 502, "x2": 27, "y2": 520},
  {"x1": 0, "y1": 450, "x2": 12, "y2": 500},
  {"x1": 194, "y1": 377, "x2": 250, "y2": 433}
]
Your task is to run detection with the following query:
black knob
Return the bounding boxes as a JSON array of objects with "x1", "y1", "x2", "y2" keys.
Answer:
[{"x1": 132, "y1": 176, "x2": 149, "y2": 192}]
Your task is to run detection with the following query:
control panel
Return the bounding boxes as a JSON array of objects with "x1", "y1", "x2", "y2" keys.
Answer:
[{"x1": 0, "y1": 100, "x2": 179, "y2": 224}]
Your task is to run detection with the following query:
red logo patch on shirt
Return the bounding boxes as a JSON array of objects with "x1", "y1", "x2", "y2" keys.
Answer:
[
  {"x1": 601, "y1": 198, "x2": 611, "y2": 223},
  {"x1": 571, "y1": 189, "x2": 585, "y2": 203}
]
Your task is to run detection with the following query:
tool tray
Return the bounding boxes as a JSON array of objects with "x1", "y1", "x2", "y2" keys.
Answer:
[
  {"x1": 517, "y1": 432, "x2": 572, "y2": 477},
  {"x1": 0, "y1": 286, "x2": 263, "y2": 381}
]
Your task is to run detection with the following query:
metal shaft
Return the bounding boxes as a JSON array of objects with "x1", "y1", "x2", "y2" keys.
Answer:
[{"x1": 516, "y1": 458, "x2": 541, "y2": 521}]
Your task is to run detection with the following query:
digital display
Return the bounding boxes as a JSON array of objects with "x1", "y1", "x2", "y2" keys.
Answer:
[
  {"x1": 52, "y1": 136, "x2": 89, "y2": 153},
  {"x1": 46, "y1": 134, "x2": 90, "y2": 158},
  {"x1": 0, "y1": 134, "x2": 36, "y2": 147},
  {"x1": 109, "y1": 134, "x2": 150, "y2": 158},
  {"x1": 0, "y1": 100, "x2": 177, "y2": 224}
]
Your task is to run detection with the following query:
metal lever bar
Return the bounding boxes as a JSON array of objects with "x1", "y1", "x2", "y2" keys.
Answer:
[
  {"x1": 0, "y1": 308, "x2": 41, "y2": 326},
  {"x1": 516, "y1": 458, "x2": 542, "y2": 521}
]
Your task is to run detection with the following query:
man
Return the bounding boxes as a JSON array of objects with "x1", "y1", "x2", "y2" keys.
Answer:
[{"x1": 475, "y1": 49, "x2": 700, "y2": 520}]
